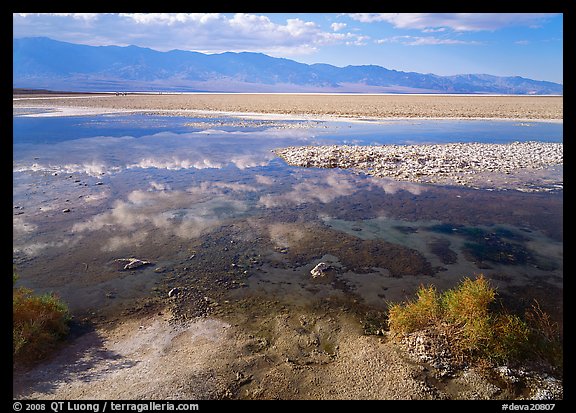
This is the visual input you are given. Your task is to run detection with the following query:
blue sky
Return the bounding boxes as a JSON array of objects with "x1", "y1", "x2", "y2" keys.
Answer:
[{"x1": 13, "y1": 13, "x2": 563, "y2": 83}]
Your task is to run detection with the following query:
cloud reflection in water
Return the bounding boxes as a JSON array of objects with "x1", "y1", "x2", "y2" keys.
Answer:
[
  {"x1": 71, "y1": 184, "x2": 252, "y2": 251},
  {"x1": 14, "y1": 123, "x2": 430, "y2": 256},
  {"x1": 13, "y1": 128, "x2": 314, "y2": 176}
]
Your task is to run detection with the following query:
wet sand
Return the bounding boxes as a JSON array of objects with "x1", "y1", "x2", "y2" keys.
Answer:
[
  {"x1": 13, "y1": 305, "x2": 447, "y2": 400},
  {"x1": 13, "y1": 93, "x2": 563, "y2": 120}
]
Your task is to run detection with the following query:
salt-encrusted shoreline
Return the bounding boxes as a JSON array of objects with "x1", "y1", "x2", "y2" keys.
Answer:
[
  {"x1": 13, "y1": 93, "x2": 563, "y2": 120},
  {"x1": 275, "y1": 141, "x2": 563, "y2": 190}
]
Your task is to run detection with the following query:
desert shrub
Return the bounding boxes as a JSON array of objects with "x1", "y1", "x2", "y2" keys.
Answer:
[
  {"x1": 524, "y1": 300, "x2": 563, "y2": 369},
  {"x1": 13, "y1": 270, "x2": 70, "y2": 364},
  {"x1": 387, "y1": 274, "x2": 557, "y2": 366},
  {"x1": 489, "y1": 313, "x2": 530, "y2": 362},
  {"x1": 388, "y1": 285, "x2": 441, "y2": 334},
  {"x1": 441, "y1": 275, "x2": 495, "y2": 322}
]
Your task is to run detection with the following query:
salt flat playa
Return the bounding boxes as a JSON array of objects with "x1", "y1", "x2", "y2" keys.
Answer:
[{"x1": 13, "y1": 93, "x2": 563, "y2": 121}]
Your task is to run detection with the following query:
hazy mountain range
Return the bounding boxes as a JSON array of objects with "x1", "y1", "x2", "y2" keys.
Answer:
[{"x1": 13, "y1": 37, "x2": 563, "y2": 95}]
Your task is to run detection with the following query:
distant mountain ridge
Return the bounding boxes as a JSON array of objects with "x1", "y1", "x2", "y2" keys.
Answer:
[{"x1": 13, "y1": 37, "x2": 563, "y2": 95}]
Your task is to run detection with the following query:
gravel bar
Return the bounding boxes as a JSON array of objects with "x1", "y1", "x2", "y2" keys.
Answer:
[{"x1": 275, "y1": 141, "x2": 563, "y2": 188}]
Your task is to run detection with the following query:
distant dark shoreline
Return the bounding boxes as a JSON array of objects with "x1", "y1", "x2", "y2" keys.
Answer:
[{"x1": 13, "y1": 88, "x2": 107, "y2": 95}]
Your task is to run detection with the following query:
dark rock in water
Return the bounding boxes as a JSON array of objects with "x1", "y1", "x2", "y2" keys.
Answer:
[{"x1": 62, "y1": 208, "x2": 71, "y2": 213}]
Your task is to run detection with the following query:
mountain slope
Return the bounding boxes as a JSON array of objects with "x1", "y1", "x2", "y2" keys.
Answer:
[{"x1": 13, "y1": 37, "x2": 563, "y2": 94}]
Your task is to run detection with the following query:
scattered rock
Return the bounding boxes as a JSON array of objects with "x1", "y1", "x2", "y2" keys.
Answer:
[
  {"x1": 114, "y1": 258, "x2": 153, "y2": 271},
  {"x1": 310, "y1": 262, "x2": 331, "y2": 278},
  {"x1": 527, "y1": 374, "x2": 563, "y2": 400},
  {"x1": 399, "y1": 327, "x2": 457, "y2": 377},
  {"x1": 62, "y1": 208, "x2": 71, "y2": 213},
  {"x1": 124, "y1": 259, "x2": 151, "y2": 270},
  {"x1": 168, "y1": 288, "x2": 180, "y2": 298},
  {"x1": 234, "y1": 371, "x2": 253, "y2": 386}
]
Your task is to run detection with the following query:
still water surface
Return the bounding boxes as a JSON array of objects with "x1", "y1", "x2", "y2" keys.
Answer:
[{"x1": 13, "y1": 113, "x2": 563, "y2": 325}]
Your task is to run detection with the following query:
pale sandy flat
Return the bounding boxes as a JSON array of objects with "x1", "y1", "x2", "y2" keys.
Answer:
[{"x1": 13, "y1": 93, "x2": 563, "y2": 120}]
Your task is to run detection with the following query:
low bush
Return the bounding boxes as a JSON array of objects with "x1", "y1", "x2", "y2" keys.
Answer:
[
  {"x1": 387, "y1": 274, "x2": 561, "y2": 367},
  {"x1": 13, "y1": 270, "x2": 70, "y2": 365}
]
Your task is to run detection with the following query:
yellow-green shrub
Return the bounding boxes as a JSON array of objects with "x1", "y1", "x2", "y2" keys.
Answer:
[
  {"x1": 388, "y1": 285, "x2": 441, "y2": 334},
  {"x1": 13, "y1": 271, "x2": 70, "y2": 364},
  {"x1": 387, "y1": 275, "x2": 556, "y2": 366}
]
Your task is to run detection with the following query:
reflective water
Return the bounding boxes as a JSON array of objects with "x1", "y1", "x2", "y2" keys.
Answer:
[{"x1": 13, "y1": 113, "x2": 563, "y2": 325}]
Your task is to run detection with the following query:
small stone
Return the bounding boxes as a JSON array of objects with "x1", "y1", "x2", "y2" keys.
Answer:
[
  {"x1": 123, "y1": 258, "x2": 151, "y2": 270},
  {"x1": 62, "y1": 208, "x2": 71, "y2": 213},
  {"x1": 168, "y1": 288, "x2": 180, "y2": 298},
  {"x1": 311, "y1": 262, "x2": 331, "y2": 278},
  {"x1": 115, "y1": 257, "x2": 152, "y2": 270}
]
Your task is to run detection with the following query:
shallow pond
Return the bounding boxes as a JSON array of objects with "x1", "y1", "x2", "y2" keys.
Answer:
[{"x1": 13, "y1": 112, "x2": 563, "y2": 326}]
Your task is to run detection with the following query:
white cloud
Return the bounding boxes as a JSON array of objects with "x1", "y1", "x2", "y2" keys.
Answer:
[
  {"x1": 348, "y1": 13, "x2": 559, "y2": 32},
  {"x1": 331, "y1": 22, "x2": 347, "y2": 32},
  {"x1": 376, "y1": 36, "x2": 480, "y2": 46},
  {"x1": 13, "y1": 13, "x2": 369, "y2": 57},
  {"x1": 17, "y1": 13, "x2": 101, "y2": 21},
  {"x1": 119, "y1": 13, "x2": 221, "y2": 25}
]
